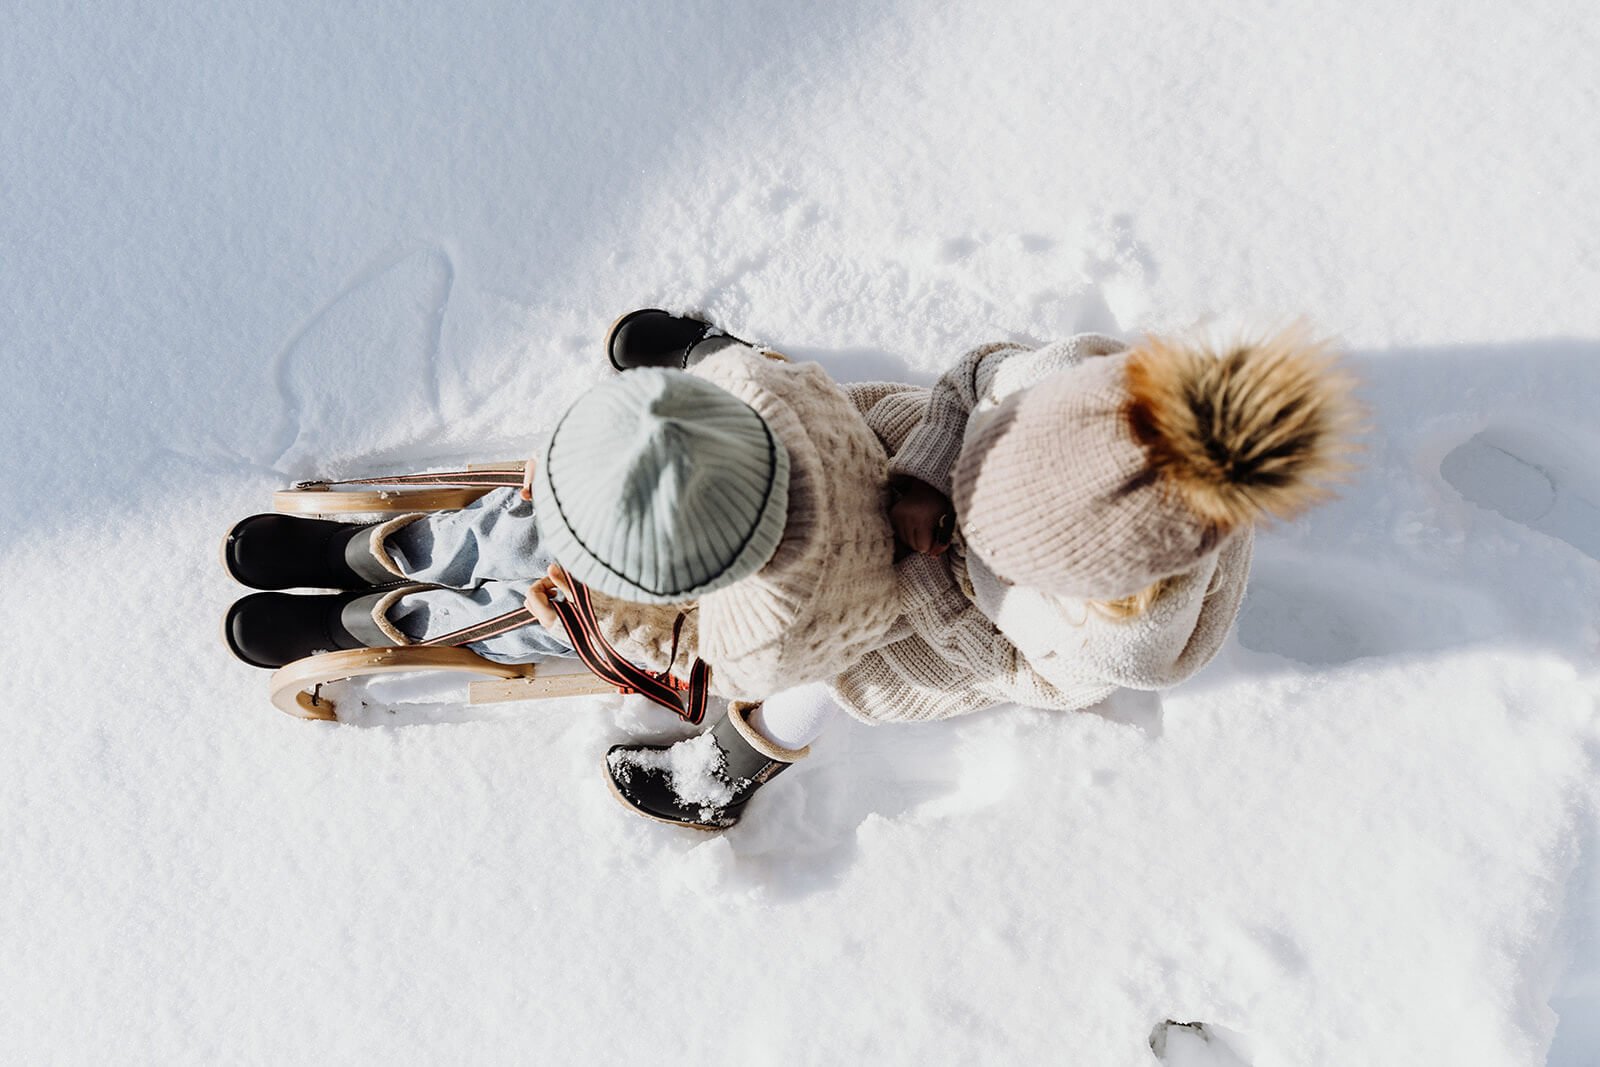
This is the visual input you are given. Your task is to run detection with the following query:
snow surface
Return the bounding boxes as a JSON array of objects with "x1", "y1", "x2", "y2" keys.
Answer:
[{"x1": 4, "y1": 2, "x2": 1600, "y2": 1064}]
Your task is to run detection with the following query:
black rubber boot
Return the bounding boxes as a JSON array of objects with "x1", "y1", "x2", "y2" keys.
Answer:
[
  {"x1": 223, "y1": 590, "x2": 392, "y2": 669},
  {"x1": 605, "y1": 308, "x2": 747, "y2": 371},
  {"x1": 223, "y1": 514, "x2": 394, "y2": 590},
  {"x1": 604, "y1": 704, "x2": 806, "y2": 830}
]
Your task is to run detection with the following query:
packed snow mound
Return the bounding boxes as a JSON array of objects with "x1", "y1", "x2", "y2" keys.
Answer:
[{"x1": 4, "y1": 1, "x2": 1599, "y2": 1064}]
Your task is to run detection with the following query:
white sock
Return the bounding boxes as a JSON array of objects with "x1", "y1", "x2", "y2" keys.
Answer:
[{"x1": 748, "y1": 682, "x2": 839, "y2": 750}]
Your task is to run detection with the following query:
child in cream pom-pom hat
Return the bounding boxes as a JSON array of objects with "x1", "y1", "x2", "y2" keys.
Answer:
[
  {"x1": 600, "y1": 319, "x2": 1358, "y2": 829},
  {"x1": 832, "y1": 326, "x2": 1360, "y2": 725}
]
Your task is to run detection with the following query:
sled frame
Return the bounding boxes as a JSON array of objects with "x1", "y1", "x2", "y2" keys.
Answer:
[{"x1": 264, "y1": 460, "x2": 617, "y2": 721}]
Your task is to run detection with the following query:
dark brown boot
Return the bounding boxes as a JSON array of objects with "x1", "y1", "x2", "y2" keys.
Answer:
[
  {"x1": 605, "y1": 308, "x2": 747, "y2": 371},
  {"x1": 604, "y1": 704, "x2": 806, "y2": 830},
  {"x1": 223, "y1": 590, "x2": 395, "y2": 669},
  {"x1": 223, "y1": 514, "x2": 395, "y2": 590}
]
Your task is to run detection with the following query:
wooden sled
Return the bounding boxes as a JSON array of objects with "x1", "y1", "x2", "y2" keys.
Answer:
[{"x1": 266, "y1": 462, "x2": 617, "y2": 721}]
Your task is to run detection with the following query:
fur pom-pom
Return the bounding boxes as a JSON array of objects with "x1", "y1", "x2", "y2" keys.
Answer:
[{"x1": 1124, "y1": 326, "x2": 1359, "y2": 529}]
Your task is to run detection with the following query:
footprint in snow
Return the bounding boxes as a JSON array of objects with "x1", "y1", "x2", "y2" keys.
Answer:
[
  {"x1": 1440, "y1": 427, "x2": 1600, "y2": 562},
  {"x1": 1149, "y1": 1021, "x2": 1252, "y2": 1066},
  {"x1": 1236, "y1": 554, "x2": 1501, "y2": 667},
  {"x1": 268, "y1": 244, "x2": 455, "y2": 473},
  {"x1": 937, "y1": 235, "x2": 981, "y2": 263}
]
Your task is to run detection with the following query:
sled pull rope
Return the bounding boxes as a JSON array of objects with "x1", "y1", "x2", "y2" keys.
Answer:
[{"x1": 418, "y1": 582, "x2": 710, "y2": 725}]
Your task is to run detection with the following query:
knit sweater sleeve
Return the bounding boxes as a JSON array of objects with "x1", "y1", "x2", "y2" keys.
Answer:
[
  {"x1": 886, "y1": 342, "x2": 1023, "y2": 495},
  {"x1": 689, "y1": 352, "x2": 902, "y2": 702},
  {"x1": 888, "y1": 334, "x2": 1128, "y2": 494},
  {"x1": 894, "y1": 553, "x2": 1103, "y2": 711}
]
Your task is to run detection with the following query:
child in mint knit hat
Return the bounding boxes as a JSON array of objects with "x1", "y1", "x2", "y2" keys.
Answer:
[{"x1": 224, "y1": 328, "x2": 906, "y2": 709}]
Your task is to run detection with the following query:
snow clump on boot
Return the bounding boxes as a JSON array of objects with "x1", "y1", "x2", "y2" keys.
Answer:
[{"x1": 607, "y1": 733, "x2": 741, "y2": 825}]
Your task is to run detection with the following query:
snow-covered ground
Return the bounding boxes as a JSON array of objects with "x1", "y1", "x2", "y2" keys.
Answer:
[{"x1": 4, "y1": 2, "x2": 1599, "y2": 1063}]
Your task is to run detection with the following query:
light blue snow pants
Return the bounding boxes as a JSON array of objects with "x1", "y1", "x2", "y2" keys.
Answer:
[{"x1": 382, "y1": 486, "x2": 574, "y2": 664}]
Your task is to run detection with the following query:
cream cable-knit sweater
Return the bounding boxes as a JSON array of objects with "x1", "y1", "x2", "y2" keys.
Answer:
[
  {"x1": 591, "y1": 347, "x2": 903, "y2": 702},
  {"x1": 833, "y1": 336, "x2": 1253, "y2": 723}
]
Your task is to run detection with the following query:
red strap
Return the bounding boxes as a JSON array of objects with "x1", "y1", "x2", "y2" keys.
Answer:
[
  {"x1": 416, "y1": 582, "x2": 711, "y2": 725},
  {"x1": 551, "y1": 581, "x2": 711, "y2": 725}
]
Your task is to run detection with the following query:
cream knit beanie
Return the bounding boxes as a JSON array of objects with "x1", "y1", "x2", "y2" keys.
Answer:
[
  {"x1": 533, "y1": 368, "x2": 790, "y2": 604},
  {"x1": 951, "y1": 331, "x2": 1356, "y2": 600}
]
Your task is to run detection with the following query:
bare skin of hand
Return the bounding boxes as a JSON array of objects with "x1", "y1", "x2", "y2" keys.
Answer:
[
  {"x1": 524, "y1": 562, "x2": 575, "y2": 634},
  {"x1": 519, "y1": 457, "x2": 537, "y2": 501},
  {"x1": 890, "y1": 477, "x2": 954, "y2": 556}
]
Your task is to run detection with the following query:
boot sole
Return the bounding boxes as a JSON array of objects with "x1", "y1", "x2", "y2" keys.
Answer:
[
  {"x1": 604, "y1": 307, "x2": 668, "y2": 372},
  {"x1": 220, "y1": 519, "x2": 243, "y2": 583},
  {"x1": 601, "y1": 753, "x2": 725, "y2": 833},
  {"x1": 222, "y1": 592, "x2": 279, "y2": 670},
  {"x1": 219, "y1": 514, "x2": 286, "y2": 590}
]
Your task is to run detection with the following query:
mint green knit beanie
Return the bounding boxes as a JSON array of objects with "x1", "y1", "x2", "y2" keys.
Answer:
[{"x1": 532, "y1": 368, "x2": 791, "y2": 604}]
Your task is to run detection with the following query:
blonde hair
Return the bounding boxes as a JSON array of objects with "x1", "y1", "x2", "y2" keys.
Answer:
[{"x1": 1088, "y1": 575, "x2": 1177, "y2": 621}]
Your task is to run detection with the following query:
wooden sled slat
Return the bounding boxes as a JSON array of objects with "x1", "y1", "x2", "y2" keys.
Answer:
[
  {"x1": 469, "y1": 672, "x2": 618, "y2": 704},
  {"x1": 272, "y1": 462, "x2": 526, "y2": 516},
  {"x1": 273, "y1": 486, "x2": 495, "y2": 516}
]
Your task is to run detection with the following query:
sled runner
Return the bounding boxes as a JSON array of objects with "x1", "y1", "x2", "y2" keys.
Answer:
[{"x1": 266, "y1": 465, "x2": 712, "y2": 723}]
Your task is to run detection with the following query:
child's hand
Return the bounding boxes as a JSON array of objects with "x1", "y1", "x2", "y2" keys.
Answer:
[
  {"x1": 890, "y1": 477, "x2": 955, "y2": 556},
  {"x1": 524, "y1": 563, "x2": 576, "y2": 636}
]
